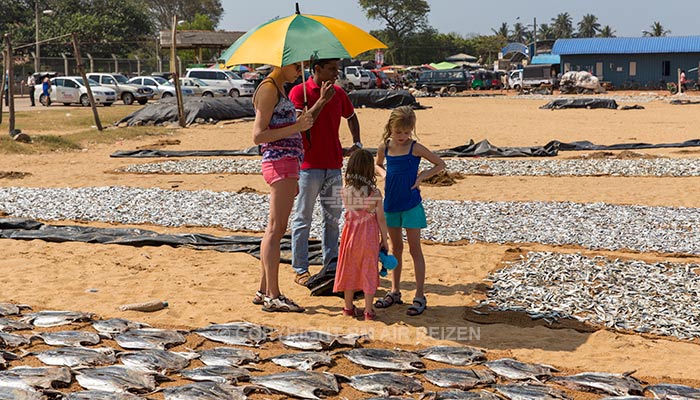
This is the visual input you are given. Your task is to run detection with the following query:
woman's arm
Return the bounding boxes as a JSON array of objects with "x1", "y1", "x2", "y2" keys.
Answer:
[
  {"x1": 411, "y1": 143, "x2": 446, "y2": 190},
  {"x1": 375, "y1": 142, "x2": 387, "y2": 178},
  {"x1": 252, "y1": 85, "x2": 313, "y2": 145}
]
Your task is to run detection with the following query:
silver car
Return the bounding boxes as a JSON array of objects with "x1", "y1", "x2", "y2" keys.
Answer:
[
  {"x1": 128, "y1": 76, "x2": 195, "y2": 99},
  {"x1": 178, "y1": 77, "x2": 229, "y2": 97}
]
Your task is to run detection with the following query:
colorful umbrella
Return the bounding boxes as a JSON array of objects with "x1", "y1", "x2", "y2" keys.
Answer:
[
  {"x1": 220, "y1": 4, "x2": 387, "y2": 68},
  {"x1": 229, "y1": 65, "x2": 251, "y2": 72}
]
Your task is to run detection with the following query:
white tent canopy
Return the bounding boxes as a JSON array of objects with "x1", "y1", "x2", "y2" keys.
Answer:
[{"x1": 446, "y1": 53, "x2": 477, "y2": 62}]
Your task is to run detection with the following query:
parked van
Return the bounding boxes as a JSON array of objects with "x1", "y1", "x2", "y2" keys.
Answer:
[
  {"x1": 339, "y1": 66, "x2": 371, "y2": 90},
  {"x1": 415, "y1": 69, "x2": 472, "y2": 93},
  {"x1": 184, "y1": 68, "x2": 255, "y2": 97},
  {"x1": 508, "y1": 69, "x2": 523, "y2": 91},
  {"x1": 521, "y1": 64, "x2": 559, "y2": 91}
]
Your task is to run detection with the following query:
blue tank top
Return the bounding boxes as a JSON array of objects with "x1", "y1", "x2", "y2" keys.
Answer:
[{"x1": 384, "y1": 140, "x2": 422, "y2": 213}]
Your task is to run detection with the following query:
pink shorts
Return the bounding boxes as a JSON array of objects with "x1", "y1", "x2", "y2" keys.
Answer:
[{"x1": 261, "y1": 158, "x2": 300, "y2": 186}]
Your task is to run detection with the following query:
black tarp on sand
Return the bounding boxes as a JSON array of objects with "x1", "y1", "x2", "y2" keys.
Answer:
[
  {"x1": 540, "y1": 98, "x2": 619, "y2": 110},
  {"x1": 117, "y1": 97, "x2": 255, "y2": 126},
  {"x1": 347, "y1": 89, "x2": 423, "y2": 109}
]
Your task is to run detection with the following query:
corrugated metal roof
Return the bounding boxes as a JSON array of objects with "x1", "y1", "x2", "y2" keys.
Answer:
[
  {"x1": 531, "y1": 54, "x2": 560, "y2": 64},
  {"x1": 553, "y1": 36, "x2": 700, "y2": 55}
]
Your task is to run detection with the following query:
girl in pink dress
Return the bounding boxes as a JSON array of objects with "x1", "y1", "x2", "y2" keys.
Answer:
[{"x1": 333, "y1": 149, "x2": 390, "y2": 321}]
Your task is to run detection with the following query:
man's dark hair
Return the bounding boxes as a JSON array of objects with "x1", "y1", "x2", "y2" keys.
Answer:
[{"x1": 311, "y1": 58, "x2": 339, "y2": 74}]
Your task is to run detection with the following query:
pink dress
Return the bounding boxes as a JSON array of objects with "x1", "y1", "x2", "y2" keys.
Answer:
[{"x1": 333, "y1": 192, "x2": 381, "y2": 296}]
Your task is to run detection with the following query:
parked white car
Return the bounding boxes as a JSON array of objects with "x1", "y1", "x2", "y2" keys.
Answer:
[
  {"x1": 178, "y1": 77, "x2": 229, "y2": 97},
  {"x1": 128, "y1": 76, "x2": 195, "y2": 99},
  {"x1": 184, "y1": 68, "x2": 255, "y2": 97},
  {"x1": 35, "y1": 76, "x2": 117, "y2": 107}
]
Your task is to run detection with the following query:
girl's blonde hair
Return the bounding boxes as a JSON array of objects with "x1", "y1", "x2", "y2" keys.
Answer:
[
  {"x1": 345, "y1": 149, "x2": 376, "y2": 191},
  {"x1": 381, "y1": 106, "x2": 417, "y2": 143}
]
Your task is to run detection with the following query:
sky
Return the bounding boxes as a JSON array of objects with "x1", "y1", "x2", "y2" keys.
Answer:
[{"x1": 219, "y1": 0, "x2": 700, "y2": 38}]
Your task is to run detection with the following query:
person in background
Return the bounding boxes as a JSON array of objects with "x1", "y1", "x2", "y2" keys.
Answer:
[
  {"x1": 251, "y1": 62, "x2": 314, "y2": 313},
  {"x1": 680, "y1": 70, "x2": 688, "y2": 93},
  {"x1": 41, "y1": 76, "x2": 52, "y2": 106},
  {"x1": 288, "y1": 58, "x2": 361, "y2": 288},
  {"x1": 333, "y1": 149, "x2": 389, "y2": 321},
  {"x1": 374, "y1": 106, "x2": 445, "y2": 316},
  {"x1": 27, "y1": 72, "x2": 36, "y2": 106}
]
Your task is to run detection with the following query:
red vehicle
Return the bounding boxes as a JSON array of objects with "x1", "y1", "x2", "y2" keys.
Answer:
[{"x1": 370, "y1": 69, "x2": 391, "y2": 89}]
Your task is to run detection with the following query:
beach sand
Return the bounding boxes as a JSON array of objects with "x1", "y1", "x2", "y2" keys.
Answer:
[{"x1": 2, "y1": 92, "x2": 700, "y2": 398}]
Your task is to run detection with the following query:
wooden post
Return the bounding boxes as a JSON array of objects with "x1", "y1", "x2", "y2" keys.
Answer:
[
  {"x1": 5, "y1": 34, "x2": 16, "y2": 136},
  {"x1": 171, "y1": 16, "x2": 186, "y2": 127},
  {"x1": 72, "y1": 33, "x2": 102, "y2": 131}
]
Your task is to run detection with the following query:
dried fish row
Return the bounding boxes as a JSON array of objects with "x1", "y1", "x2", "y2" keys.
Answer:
[
  {"x1": 6, "y1": 187, "x2": 700, "y2": 255},
  {"x1": 117, "y1": 157, "x2": 700, "y2": 178},
  {"x1": 482, "y1": 252, "x2": 700, "y2": 340}
]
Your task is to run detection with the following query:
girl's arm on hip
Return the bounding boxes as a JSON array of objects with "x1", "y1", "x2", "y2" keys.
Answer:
[
  {"x1": 375, "y1": 142, "x2": 387, "y2": 178},
  {"x1": 412, "y1": 143, "x2": 446, "y2": 189}
]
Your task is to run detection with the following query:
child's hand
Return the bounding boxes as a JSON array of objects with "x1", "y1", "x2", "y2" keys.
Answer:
[{"x1": 411, "y1": 175, "x2": 424, "y2": 190}]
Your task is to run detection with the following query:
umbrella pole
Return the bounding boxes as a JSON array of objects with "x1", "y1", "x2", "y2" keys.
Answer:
[{"x1": 300, "y1": 59, "x2": 311, "y2": 145}]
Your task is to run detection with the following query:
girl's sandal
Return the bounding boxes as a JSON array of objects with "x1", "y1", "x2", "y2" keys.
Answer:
[
  {"x1": 342, "y1": 306, "x2": 364, "y2": 317},
  {"x1": 407, "y1": 297, "x2": 427, "y2": 316},
  {"x1": 374, "y1": 292, "x2": 402, "y2": 309},
  {"x1": 252, "y1": 290, "x2": 265, "y2": 305},
  {"x1": 364, "y1": 310, "x2": 377, "y2": 321}
]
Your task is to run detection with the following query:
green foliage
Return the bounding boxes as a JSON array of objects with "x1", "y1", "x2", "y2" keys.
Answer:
[
  {"x1": 551, "y1": 13, "x2": 574, "y2": 38},
  {"x1": 598, "y1": 25, "x2": 616, "y2": 38},
  {"x1": 467, "y1": 35, "x2": 508, "y2": 66},
  {"x1": 577, "y1": 14, "x2": 601, "y2": 38},
  {"x1": 144, "y1": 0, "x2": 223, "y2": 31},
  {"x1": 643, "y1": 21, "x2": 670, "y2": 37}
]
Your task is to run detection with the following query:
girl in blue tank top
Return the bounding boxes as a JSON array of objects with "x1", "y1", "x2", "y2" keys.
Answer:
[{"x1": 374, "y1": 106, "x2": 445, "y2": 317}]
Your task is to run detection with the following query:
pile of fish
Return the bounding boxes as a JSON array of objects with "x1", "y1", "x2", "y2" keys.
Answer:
[
  {"x1": 118, "y1": 156, "x2": 700, "y2": 178},
  {"x1": 2, "y1": 302, "x2": 700, "y2": 399},
  {"x1": 3, "y1": 186, "x2": 700, "y2": 256},
  {"x1": 482, "y1": 251, "x2": 700, "y2": 340}
]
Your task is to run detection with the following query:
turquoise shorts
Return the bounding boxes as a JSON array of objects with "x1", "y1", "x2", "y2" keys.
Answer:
[{"x1": 385, "y1": 203, "x2": 427, "y2": 229}]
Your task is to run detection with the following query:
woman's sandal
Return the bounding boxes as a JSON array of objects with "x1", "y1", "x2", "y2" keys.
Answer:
[
  {"x1": 407, "y1": 297, "x2": 427, "y2": 316},
  {"x1": 342, "y1": 306, "x2": 364, "y2": 317},
  {"x1": 374, "y1": 291, "x2": 402, "y2": 309},
  {"x1": 252, "y1": 290, "x2": 265, "y2": 305},
  {"x1": 364, "y1": 310, "x2": 377, "y2": 321}
]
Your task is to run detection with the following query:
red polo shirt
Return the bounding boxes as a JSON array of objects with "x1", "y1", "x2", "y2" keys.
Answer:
[{"x1": 289, "y1": 77, "x2": 355, "y2": 170}]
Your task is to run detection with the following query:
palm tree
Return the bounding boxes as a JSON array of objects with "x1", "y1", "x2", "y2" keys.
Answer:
[
  {"x1": 511, "y1": 22, "x2": 528, "y2": 43},
  {"x1": 643, "y1": 21, "x2": 671, "y2": 36},
  {"x1": 577, "y1": 14, "x2": 600, "y2": 38},
  {"x1": 551, "y1": 12, "x2": 574, "y2": 38},
  {"x1": 537, "y1": 23, "x2": 554, "y2": 40},
  {"x1": 598, "y1": 25, "x2": 616, "y2": 38},
  {"x1": 491, "y1": 22, "x2": 509, "y2": 38}
]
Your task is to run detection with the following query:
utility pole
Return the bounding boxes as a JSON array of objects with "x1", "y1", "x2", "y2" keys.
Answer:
[
  {"x1": 34, "y1": 0, "x2": 39, "y2": 72},
  {"x1": 533, "y1": 17, "x2": 537, "y2": 57}
]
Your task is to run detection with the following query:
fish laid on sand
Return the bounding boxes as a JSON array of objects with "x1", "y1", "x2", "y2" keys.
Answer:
[
  {"x1": 494, "y1": 383, "x2": 570, "y2": 400},
  {"x1": 423, "y1": 368, "x2": 496, "y2": 390},
  {"x1": 644, "y1": 383, "x2": 700, "y2": 399},
  {"x1": 2, "y1": 366, "x2": 72, "y2": 389},
  {"x1": 0, "y1": 318, "x2": 33, "y2": 332},
  {"x1": 162, "y1": 381, "x2": 253, "y2": 400},
  {"x1": 0, "y1": 387, "x2": 44, "y2": 400},
  {"x1": 20, "y1": 311, "x2": 93, "y2": 327},
  {"x1": 180, "y1": 365, "x2": 252, "y2": 384},
  {"x1": 250, "y1": 371, "x2": 339, "y2": 400},
  {"x1": 92, "y1": 319, "x2": 151, "y2": 336},
  {"x1": 65, "y1": 390, "x2": 148, "y2": 399},
  {"x1": 35, "y1": 331, "x2": 101, "y2": 347},
  {"x1": 420, "y1": 390, "x2": 502, "y2": 399},
  {"x1": 74, "y1": 366, "x2": 157, "y2": 393},
  {"x1": 346, "y1": 372, "x2": 424, "y2": 396},
  {"x1": 549, "y1": 372, "x2": 644, "y2": 396},
  {"x1": 197, "y1": 347, "x2": 259, "y2": 366},
  {"x1": 278, "y1": 331, "x2": 367, "y2": 351},
  {"x1": 484, "y1": 358, "x2": 556, "y2": 381},
  {"x1": 0, "y1": 332, "x2": 31, "y2": 348},
  {"x1": 193, "y1": 322, "x2": 274, "y2": 347},
  {"x1": 114, "y1": 328, "x2": 186, "y2": 350},
  {"x1": 33, "y1": 347, "x2": 116, "y2": 368},
  {"x1": 417, "y1": 346, "x2": 486, "y2": 366},
  {"x1": 345, "y1": 348, "x2": 424, "y2": 371},
  {"x1": 118, "y1": 349, "x2": 198, "y2": 373},
  {"x1": 269, "y1": 352, "x2": 332, "y2": 371}
]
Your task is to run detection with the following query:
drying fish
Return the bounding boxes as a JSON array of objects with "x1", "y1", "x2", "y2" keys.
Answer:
[
  {"x1": 92, "y1": 319, "x2": 150, "y2": 336},
  {"x1": 180, "y1": 365, "x2": 251, "y2": 383},
  {"x1": 250, "y1": 371, "x2": 339, "y2": 399},
  {"x1": 0, "y1": 304, "x2": 20, "y2": 317},
  {"x1": 198, "y1": 347, "x2": 258, "y2": 367},
  {"x1": 346, "y1": 372, "x2": 423, "y2": 396},
  {"x1": 269, "y1": 352, "x2": 332, "y2": 371},
  {"x1": 114, "y1": 328, "x2": 186, "y2": 350},
  {"x1": 550, "y1": 372, "x2": 644, "y2": 396},
  {"x1": 345, "y1": 348, "x2": 424, "y2": 371},
  {"x1": 0, "y1": 373, "x2": 34, "y2": 390},
  {"x1": 494, "y1": 384, "x2": 570, "y2": 400},
  {"x1": 162, "y1": 381, "x2": 252, "y2": 400},
  {"x1": 644, "y1": 383, "x2": 700, "y2": 399},
  {"x1": 484, "y1": 358, "x2": 556, "y2": 380},
  {"x1": 193, "y1": 322, "x2": 274, "y2": 347},
  {"x1": 2, "y1": 366, "x2": 71, "y2": 389},
  {"x1": 75, "y1": 366, "x2": 156, "y2": 393},
  {"x1": 417, "y1": 346, "x2": 486, "y2": 366},
  {"x1": 33, "y1": 347, "x2": 116, "y2": 368},
  {"x1": 0, "y1": 387, "x2": 44, "y2": 400},
  {"x1": 421, "y1": 390, "x2": 502, "y2": 399},
  {"x1": 0, "y1": 350, "x2": 19, "y2": 369},
  {"x1": 278, "y1": 331, "x2": 366, "y2": 351},
  {"x1": 66, "y1": 390, "x2": 148, "y2": 399},
  {"x1": 0, "y1": 318, "x2": 33, "y2": 332},
  {"x1": 35, "y1": 330, "x2": 101, "y2": 347},
  {"x1": 119, "y1": 349, "x2": 198, "y2": 373},
  {"x1": 599, "y1": 397, "x2": 648, "y2": 400},
  {"x1": 0, "y1": 332, "x2": 31, "y2": 348},
  {"x1": 423, "y1": 368, "x2": 495, "y2": 390},
  {"x1": 20, "y1": 311, "x2": 93, "y2": 327}
]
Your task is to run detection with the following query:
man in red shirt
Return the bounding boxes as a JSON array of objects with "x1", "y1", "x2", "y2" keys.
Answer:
[{"x1": 289, "y1": 58, "x2": 362, "y2": 287}]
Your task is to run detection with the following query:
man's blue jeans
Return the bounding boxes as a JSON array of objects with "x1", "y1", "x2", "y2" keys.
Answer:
[{"x1": 291, "y1": 168, "x2": 343, "y2": 275}]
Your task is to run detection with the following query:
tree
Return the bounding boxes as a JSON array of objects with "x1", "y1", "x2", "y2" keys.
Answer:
[
  {"x1": 551, "y1": 12, "x2": 573, "y2": 38},
  {"x1": 510, "y1": 22, "x2": 527, "y2": 43},
  {"x1": 577, "y1": 14, "x2": 600, "y2": 38},
  {"x1": 491, "y1": 22, "x2": 509, "y2": 38},
  {"x1": 467, "y1": 35, "x2": 507, "y2": 66},
  {"x1": 144, "y1": 0, "x2": 223, "y2": 31},
  {"x1": 643, "y1": 21, "x2": 670, "y2": 37},
  {"x1": 537, "y1": 23, "x2": 554, "y2": 40},
  {"x1": 358, "y1": 0, "x2": 431, "y2": 64},
  {"x1": 598, "y1": 25, "x2": 616, "y2": 38}
]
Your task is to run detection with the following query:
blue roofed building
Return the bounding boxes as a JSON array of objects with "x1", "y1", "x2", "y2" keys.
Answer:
[{"x1": 552, "y1": 36, "x2": 700, "y2": 89}]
